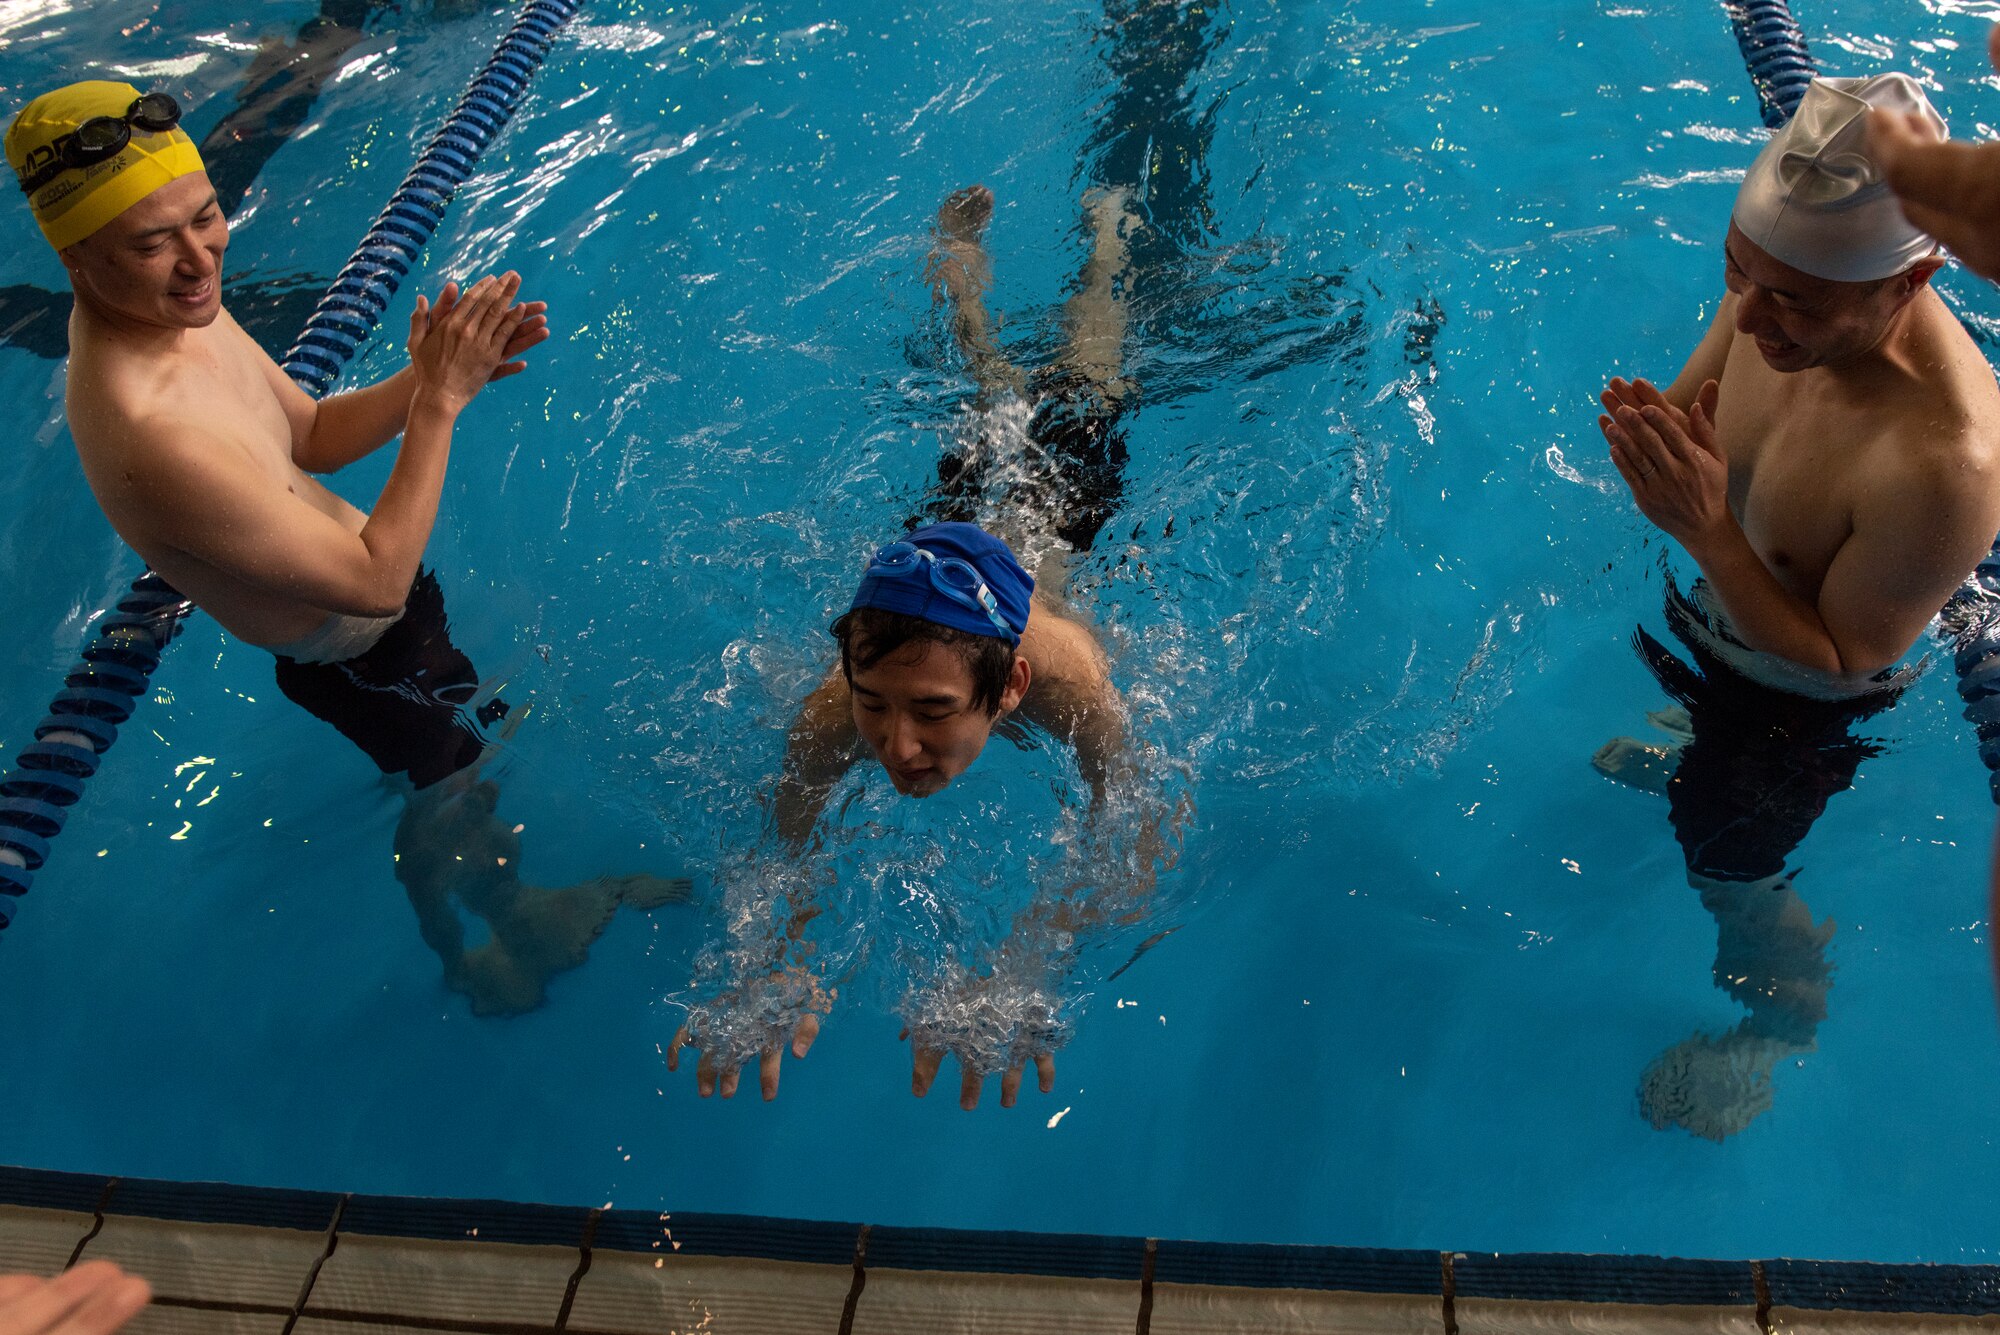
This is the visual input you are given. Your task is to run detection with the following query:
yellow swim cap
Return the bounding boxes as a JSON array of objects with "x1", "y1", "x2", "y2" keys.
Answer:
[{"x1": 6, "y1": 81, "x2": 205, "y2": 251}]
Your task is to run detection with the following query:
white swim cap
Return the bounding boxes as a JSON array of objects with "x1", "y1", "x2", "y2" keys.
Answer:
[{"x1": 1731, "y1": 74, "x2": 1946, "y2": 282}]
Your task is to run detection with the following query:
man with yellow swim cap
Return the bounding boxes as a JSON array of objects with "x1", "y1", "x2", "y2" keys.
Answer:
[{"x1": 8, "y1": 81, "x2": 686, "y2": 1014}]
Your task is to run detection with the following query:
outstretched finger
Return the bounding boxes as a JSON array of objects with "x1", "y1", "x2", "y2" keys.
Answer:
[
  {"x1": 760, "y1": 1045, "x2": 783, "y2": 1101},
  {"x1": 718, "y1": 1059, "x2": 742, "y2": 1100},
  {"x1": 1614, "y1": 404, "x2": 1672, "y2": 467},
  {"x1": 911, "y1": 1044, "x2": 944, "y2": 1097},
  {"x1": 1000, "y1": 1061, "x2": 1024, "y2": 1108},
  {"x1": 696, "y1": 1052, "x2": 718, "y2": 1099},
  {"x1": 1688, "y1": 380, "x2": 1723, "y2": 457},
  {"x1": 1627, "y1": 378, "x2": 1674, "y2": 412},
  {"x1": 1035, "y1": 1052, "x2": 1056, "y2": 1094},
  {"x1": 1602, "y1": 418, "x2": 1647, "y2": 492},
  {"x1": 1601, "y1": 377, "x2": 1643, "y2": 412},
  {"x1": 431, "y1": 282, "x2": 460, "y2": 323},
  {"x1": 5, "y1": 1263, "x2": 125, "y2": 1335},
  {"x1": 959, "y1": 1061, "x2": 983, "y2": 1111},
  {"x1": 480, "y1": 273, "x2": 523, "y2": 337},
  {"x1": 792, "y1": 1011, "x2": 820, "y2": 1059},
  {"x1": 667, "y1": 1026, "x2": 686, "y2": 1072},
  {"x1": 1638, "y1": 404, "x2": 1701, "y2": 464}
]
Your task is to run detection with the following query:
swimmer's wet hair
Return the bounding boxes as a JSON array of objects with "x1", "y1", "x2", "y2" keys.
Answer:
[{"x1": 831, "y1": 607, "x2": 1016, "y2": 716}]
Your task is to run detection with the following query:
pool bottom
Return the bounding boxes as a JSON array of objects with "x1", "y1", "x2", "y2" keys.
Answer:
[{"x1": 0, "y1": 1164, "x2": 1993, "y2": 1333}]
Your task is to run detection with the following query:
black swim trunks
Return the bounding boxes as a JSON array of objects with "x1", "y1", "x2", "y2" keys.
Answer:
[
  {"x1": 1639, "y1": 581, "x2": 1905, "y2": 884},
  {"x1": 924, "y1": 368, "x2": 1130, "y2": 554},
  {"x1": 272, "y1": 569, "x2": 507, "y2": 790}
]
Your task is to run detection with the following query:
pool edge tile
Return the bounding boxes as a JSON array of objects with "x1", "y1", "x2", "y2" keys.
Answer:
[
  {"x1": 0, "y1": 1205, "x2": 95, "y2": 1277},
  {"x1": 566, "y1": 1248, "x2": 852, "y2": 1334}
]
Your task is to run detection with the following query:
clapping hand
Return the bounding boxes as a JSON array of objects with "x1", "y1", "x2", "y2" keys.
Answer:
[
  {"x1": 1599, "y1": 377, "x2": 1730, "y2": 551},
  {"x1": 406, "y1": 273, "x2": 550, "y2": 411}
]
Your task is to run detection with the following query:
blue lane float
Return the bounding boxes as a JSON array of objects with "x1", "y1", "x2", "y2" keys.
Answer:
[
  {"x1": 1723, "y1": 0, "x2": 1817, "y2": 127},
  {"x1": 0, "y1": 0, "x2": 584, "y2": 932},
  {"x1": 281, "y1": 0, "x2": 584, "y2": 395},
  {"x1": 0, "y1": 576, "x2": 192, "y2": 925}
]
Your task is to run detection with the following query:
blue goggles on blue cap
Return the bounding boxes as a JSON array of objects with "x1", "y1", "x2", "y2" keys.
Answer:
[{"x1": 860, "y1": 541, "x2": 1020, "y2": 645}]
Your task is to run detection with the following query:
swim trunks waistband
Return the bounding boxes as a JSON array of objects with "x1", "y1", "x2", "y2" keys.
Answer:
[{"x1": 265, "y1": 607, "x2": 405, "y2": 664}]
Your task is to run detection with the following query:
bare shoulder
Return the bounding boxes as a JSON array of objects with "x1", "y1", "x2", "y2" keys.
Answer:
[{"x1": 1022, "y1": 598, "x2": 1110, "y2": 685}]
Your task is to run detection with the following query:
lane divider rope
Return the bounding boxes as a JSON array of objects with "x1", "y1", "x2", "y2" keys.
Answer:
[{"x1": 0, "y1": 0, "x2": 583, "y2": 931}]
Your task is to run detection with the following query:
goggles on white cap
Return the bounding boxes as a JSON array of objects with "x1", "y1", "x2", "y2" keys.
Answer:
[{"x1": 1732, "y1": 73, "x2": 1946, "y2": 282}]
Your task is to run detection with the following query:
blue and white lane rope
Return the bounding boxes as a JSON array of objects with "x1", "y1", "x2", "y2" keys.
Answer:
[
  {"x1": 1723, "y1": 0, "x2": 1817, "y2": 127},
  {"x1": 281, "y1": 0, "x2": 582, "y2": 394},
  {"x1": 1720, "y1": 0, "x2": 2000, "y2": 800},
  {"x1": 0, "y1": 0, "x2": 584, "y2": 930}
]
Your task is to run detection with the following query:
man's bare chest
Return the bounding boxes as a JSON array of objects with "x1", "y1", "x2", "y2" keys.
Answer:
[{"x1": 1718, "y1": 386, "x2": 1861, "y2": 595}]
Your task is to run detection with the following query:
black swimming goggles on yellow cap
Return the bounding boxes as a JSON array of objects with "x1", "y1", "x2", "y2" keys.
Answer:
[{"x1": 15, "y1": 92, "x2": 182, "y2": 195}]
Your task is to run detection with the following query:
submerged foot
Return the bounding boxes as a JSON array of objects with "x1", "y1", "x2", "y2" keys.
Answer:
[
  {"x1": 1080, "y1": 184, "x2": 1139, "y2": 262},
  {"x1": 937, "y1": 183, "x2": 993, "y2": 242},
  {"x1": 1638, "y1": 1028, "x2": 1801, "y2": 1141},
  {"x1": 1646, "y1": 706, "x2": 1694, "y2": 745},
  {"x1": 1592, "y1": 736, "x2": 1679, "y2": 796},
  {"x1": 608, "y1": 872, "x2": 695, "y2": 911}
]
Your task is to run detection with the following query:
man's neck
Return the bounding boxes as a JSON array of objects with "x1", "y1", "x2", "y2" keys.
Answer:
[
  {"x1": 1819, "y1": 288, "x2": 1940, "y2": 388},
  {"x1": 69, "y1": 285, "x2": 196, "y2": 357}
]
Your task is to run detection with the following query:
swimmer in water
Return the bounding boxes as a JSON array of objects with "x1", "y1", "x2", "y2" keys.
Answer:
[
  {"x1": 7, "y1": 81, "x2": 687, "y2": 1015},
  {"x1": 1590, "y1": 75, "x2": 2000, "y2": 1138},
  {"x1": 670, "y1": 185, "x2": 1175, "y2": 1110}
]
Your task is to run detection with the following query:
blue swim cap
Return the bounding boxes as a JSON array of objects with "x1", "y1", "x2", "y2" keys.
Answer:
[{"x1": 845, "y1": 522, "x2": 1034, "y2": 644}]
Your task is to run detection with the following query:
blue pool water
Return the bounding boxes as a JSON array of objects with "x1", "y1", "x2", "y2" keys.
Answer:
[{"x1": 5, "y1": 0, "x2": 2000, "y2": 1264}]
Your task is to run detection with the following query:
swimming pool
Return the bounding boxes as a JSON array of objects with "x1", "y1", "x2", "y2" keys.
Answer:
[{"x1": 4, "y1": 0, "x2": 2000, "y2": 1267}]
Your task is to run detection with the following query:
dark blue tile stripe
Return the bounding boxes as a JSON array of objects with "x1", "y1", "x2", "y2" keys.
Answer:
[
  {"x1": 0, "y1": 1166, "x2": 107, "y2": 1215},
  {"x1": 109, "y1": 1178, "x2": 339, "y2": 1233},
  {"x1": 339, "y1": 1193, "x2": 591, "y2": 1247},
  {"x1": 1766, "y1": 1259, "x2": 2000, "y2": 1315},
  {"x1": 867, "y1": 1224, "x2": 1147, "y2": 1282},
  {"x1": 594, "y1": 1210, "x2": 859, "y2": 1267},
  {"x1": 1454, "y1": 1252, "x2": 1755, "y2": 1307},
  {"x1": 5, "y1": 1166, "x2": 2000, "y2": 1315},
  {"x1": 1152, "y1": 1240, "x2": 1443, "y2": 1295}
]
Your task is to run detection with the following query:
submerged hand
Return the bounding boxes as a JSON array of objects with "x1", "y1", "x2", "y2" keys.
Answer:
[
  {"x1": 898, "y1": 965, "x2": 1069, "y2": 1111},
  {"x1": 0, "y1": 1264, "x2": 151, "y2": 1335},
  {"x1": 667, "y1": 969, "x2": 831, "y2": 1101},
  {"x1": 1600, "y1": 377, "x2": 1731, "y2": 552},
  {"x1": 903, "y1": 1024, "x2": 1056, "y2": 1111}
]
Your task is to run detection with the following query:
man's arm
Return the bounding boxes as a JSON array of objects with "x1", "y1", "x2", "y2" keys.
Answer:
[
  {"x1": 1659, "y1": 293, "x2": 1738, "y2": 412},
  {"x1": 134, "y1": 275, "x2": 531, "y2": 618},
  {"x1": 665, "y1": 669, "x2": 858, "y2": 1102},
  {"x1": 246, "y1": 284, "x2": 548, "y2": 475},
  {"x1": 132, "y1": 392, "x2": 464, "y2": 618},
  {"x1": 1606, "y1": 387, "x2": 1992, "y2": 673},
  {"x1": 1812, "y1": 454, "x2": 2000, "y2": 672},
  {"x1": 772, "y1": 670, "x2": 862, "y2": 848}
]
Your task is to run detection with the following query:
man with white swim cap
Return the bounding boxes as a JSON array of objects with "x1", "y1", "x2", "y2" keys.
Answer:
[
  {"x1": 1595, "y1": 73, "x2": 2000, "y2": 1140},
  {"x1": 1600, "y1": 72, "x2": 2000, "y2": 677},
  {"x1": 8, "y1": 81, "x2": 685, "y2": 1013}
]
